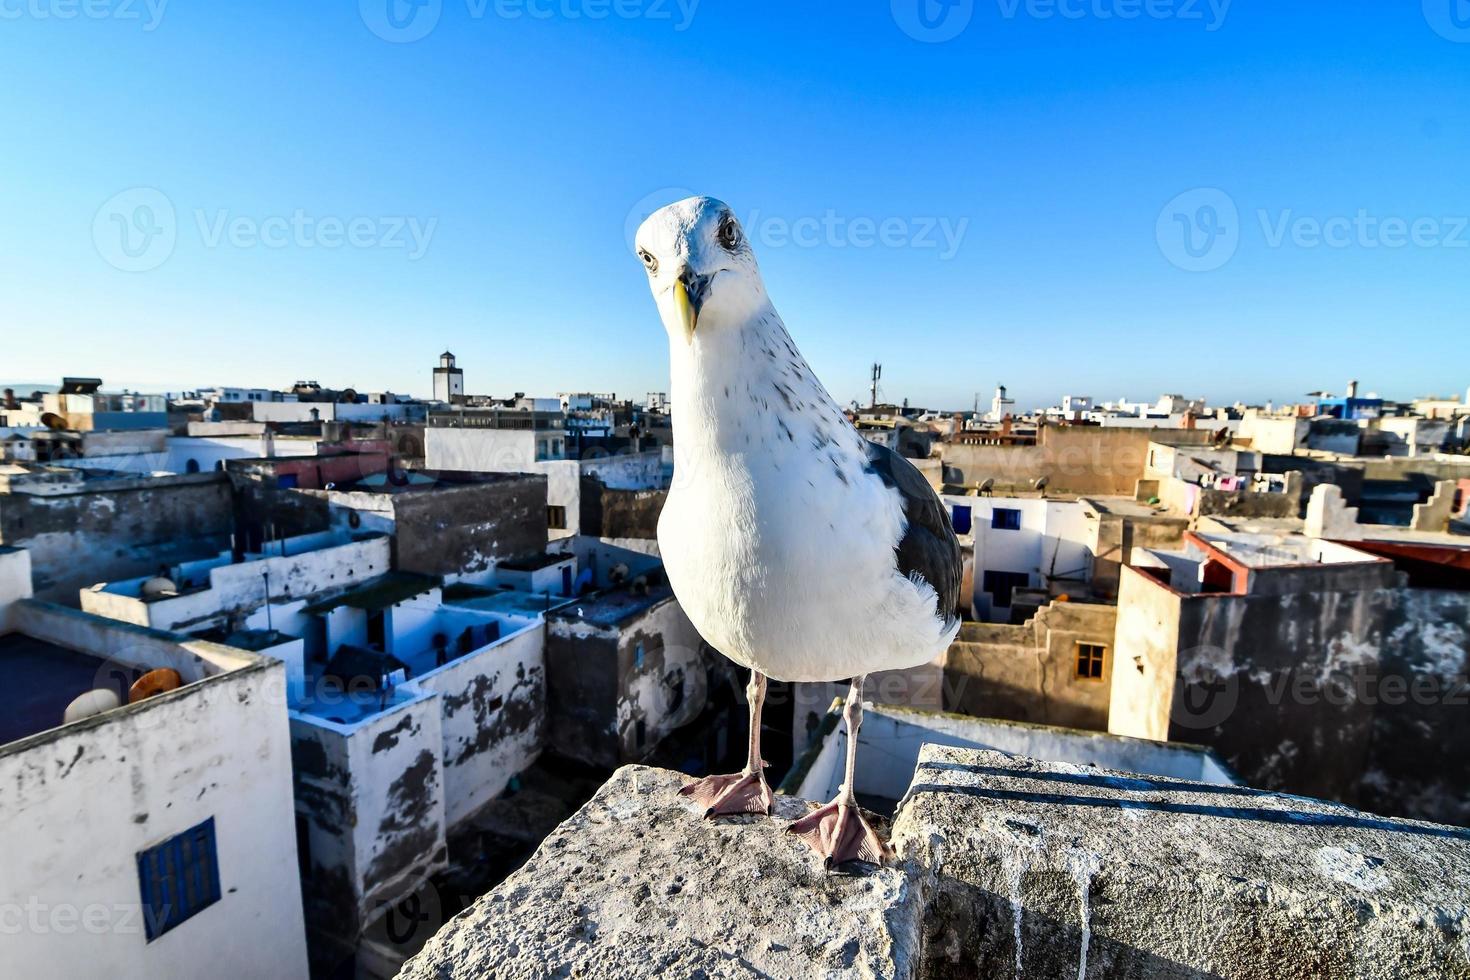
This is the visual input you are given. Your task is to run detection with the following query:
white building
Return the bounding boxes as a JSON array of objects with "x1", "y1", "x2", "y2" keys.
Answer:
[
  {"x1": 77, "y1": 531, "x2": 561, "y2": 969},
  {"x1": 941, "y1": 495, "x2": 1093, "y2": 622},
  {"x1": 80, "y1": 530, "x2": 393, "y2": 635},
  {"x1": 0, "y1": 547, "x2": 310, "y2": 979}
]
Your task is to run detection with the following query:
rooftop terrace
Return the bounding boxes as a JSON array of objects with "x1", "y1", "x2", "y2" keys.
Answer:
[
  {"x1": 2, "y1": 634, "x2": 117, "y2": 745},
  {"x1": 548, "y1": 581, "x2": 675, "y2": 628}
]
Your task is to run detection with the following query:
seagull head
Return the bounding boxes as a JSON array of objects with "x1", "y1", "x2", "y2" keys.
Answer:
[{"x1": 635, "y1": 195, "x2": 765, "y2": 345}]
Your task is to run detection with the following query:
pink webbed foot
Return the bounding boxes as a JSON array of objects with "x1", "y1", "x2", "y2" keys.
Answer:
[
  {"x1": 788, "y1": 800, "x2": 894, "y2": 868},
  {"x1": 679, "y1": 769, "x2": 773, "y2": 817}
]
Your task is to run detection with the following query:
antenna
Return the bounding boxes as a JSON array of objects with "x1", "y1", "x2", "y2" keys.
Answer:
[{"x1": 869, "y1": 363, "x2": 882, "y2": 409}]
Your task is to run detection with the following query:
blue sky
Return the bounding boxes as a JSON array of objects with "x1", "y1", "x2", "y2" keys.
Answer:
[{"x1": 2, "y1": 0, "x2": 1467, "y2": 410}]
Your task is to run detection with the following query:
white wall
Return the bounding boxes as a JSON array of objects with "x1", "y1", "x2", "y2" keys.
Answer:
[
  {"x1": 0, "y1": 646, "x2": 309, "y2": 979},
  {"x1": 425, "y1": 427, "x2": 537, "y2": 471},
  {"x1": 166, "y1": 435, "x2": 319, "y2": 474},
  {"x1": 793, "y1": 703, "x2": 1237, "y2": 805},
  {"x1": 0, "y1": 548, "x2": 34, "y2": 629},
  {"x1": 407, "y1": 624, "x2": 545, "y2": 826},
  {"x1": 945, "y1": 496, "x2": 1093, "y2": 621},
  {"x1": 82, "y1": 536, "x2": 392, "y2": 634},
  {"x1": 581, "y1": 451, "x2": 665, "y2": 491}
]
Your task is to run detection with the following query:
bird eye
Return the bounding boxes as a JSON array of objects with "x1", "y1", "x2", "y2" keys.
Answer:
[
  {"x1": 718, "y1": 215, "x2": 742, "y2": 251},
  {"x1": 639, "y1": 249, "x2": 658, "y2": 274}
]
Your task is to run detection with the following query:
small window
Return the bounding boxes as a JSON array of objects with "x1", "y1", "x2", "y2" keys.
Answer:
[
  {"x1": 137, "y1": 818, "x2": 222, "y2": 941},
  {"x1": 635, "y1": 718, "x2": 646, "y2": 749},
  {"x1": 992, "y1": 508, "x2": 1022, "y2": 531},
  {"x1": 982, "y1": 570, "x2": 1029, "y2": 608},
  {"x1": 950, "y1": 505, "x2": 973, "y2": 535},
  {"x1": 1076, "y1": 643, "x2": 1107, "y2": 681},
  {"x1": 634, "y1": 642, "x2": 644, "y2": 669},
  {"x1": 547, "y1": 505, "x2": 567, "y2": 530},
  {"x1": 184, "y1": 458, "x2": 200, "y2": 474}
]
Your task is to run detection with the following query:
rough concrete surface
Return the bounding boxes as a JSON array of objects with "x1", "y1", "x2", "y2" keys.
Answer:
[
  {"x1": 897, "y1": 744, "x2": 1470, "y2": 980},
  {"x1": 396, "y1": 765, "x2": 923, "y2": 979},
  {"x1": 400, "y1": 748, "x2": 1470, "y2": 980}
]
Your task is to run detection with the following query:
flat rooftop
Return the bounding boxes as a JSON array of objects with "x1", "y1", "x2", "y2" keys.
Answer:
[
  {"x1": 1194, "y1": 530, "x2": 1374, "y2": 568},
  {"x1": 499, "y1": 552, "x2": 574, "y2": 572},
  {"x1": 1, "y1": 633, "x2": 122, "y2": 746},
  {"x1": 1080, "y1": 496, "x2": 1188, "y2": 519},
  {"x1": 443, "y1": 584, "x2": 572, "y2": 618},
  {"x1": 550, "y1": 583, "x2": 674, "y2": 628}
]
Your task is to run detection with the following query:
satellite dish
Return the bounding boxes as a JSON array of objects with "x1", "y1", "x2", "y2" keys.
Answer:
[
  {"x1": 140, "y1": 576, "x2": 177, "y2": 599},
  {"x1": 128, "y1": 668, "x2": 183, "y2": 704},
  {"x1": 1033, "y1": 475, "x2": 1051, "y2": 497},
  {"x1": 979, "y1": 477, "x2": 996, "y2": 495},
  {"x1": 609, "y1": 562, "x2": 630, "y2": 585},
  {"x1": 41, "y1": 412, "x2": 67, "y2": 430},
  {"x1": 64, "y1": 689, "x2": 121, "y2": 724}
]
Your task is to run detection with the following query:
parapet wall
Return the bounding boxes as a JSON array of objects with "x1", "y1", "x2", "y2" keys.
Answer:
[{"x1": 398, "y1": 745, "x2": 1470, "y2": 980}]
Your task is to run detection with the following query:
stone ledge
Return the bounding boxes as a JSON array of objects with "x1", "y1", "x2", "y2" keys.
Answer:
[
  {"x1": 400, "y1": 748, "x2": 1470, "y2": 980},
  {"x1": 899, "y1": 744, "x2": 1470, "y2": 980},
  {"x1": 396, "y1": 765, "x2": 924, "y2": 979}
]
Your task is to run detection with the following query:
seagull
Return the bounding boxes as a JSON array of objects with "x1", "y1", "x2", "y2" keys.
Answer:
[{"x1": 634, "y1": 196, "x2": 962, "y2": 866}]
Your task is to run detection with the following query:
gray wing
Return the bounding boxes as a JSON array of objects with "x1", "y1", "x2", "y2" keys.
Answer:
[{"x1": 863, "y1": 441, "x2": 962, "y2": 623}]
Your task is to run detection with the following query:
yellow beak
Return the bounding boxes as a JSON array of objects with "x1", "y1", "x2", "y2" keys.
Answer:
[{"x1": 673, "y1": 279, "x2": 697, "y2": 343}]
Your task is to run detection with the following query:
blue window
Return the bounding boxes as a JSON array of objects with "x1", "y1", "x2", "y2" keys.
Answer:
[
  {"x1": 634, "y1": 642, "x2": 645, "y2": 669},
  {"x1": 950, "y1": 505, "x2": 973, "y2": 535},
  {"x1": 991, "y1": 508, "x2": 1022, "y2": 531},
  {"x1": 137, "y1": 818, "x2": 222, "y2": 941}
]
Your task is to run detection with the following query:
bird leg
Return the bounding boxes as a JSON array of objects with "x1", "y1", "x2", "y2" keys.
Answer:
[
  {"x1": 788, "y1": 675, "x2": 895, "y2": 867},
  {"x1": 679, "y1": 671, "x2": 773, "y2": 817}
]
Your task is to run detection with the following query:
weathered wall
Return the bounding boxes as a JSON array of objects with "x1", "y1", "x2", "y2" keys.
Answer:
[
  {"x1": 1106, "y1": 567, "x2": 1185, "y2": 743},
  {"x1": 578, "y1": 477, "x2": 666, "y2": 541},
  {"x1": 945, "y1": 601, "x2": 1118, "y2": 731},
  {"x1": 389, "y1": 478, "x2": 548, "y2": 580},
  {"x1": 546, "y1": 596, "x2": 708, "y2": 769},
  {"x1": 290, "y1": 695, "x2": 447, "y2": 944},
  {"x1": 614, "y1": 597, "x2": 708, "y2": 763},
  {"x1": 0, "y1": 643, "x2": 309, "y2": 979},
  {"x1": 1084, "y1": 508, "x2": 1190, "y2": 600},
  {"x1": 408, "y1": 624, "x2": 545, "y2": 827},
  {"x1": 579, "y1": 450, "x2": 664, "y2": 490},
  {"x1": 0, "y1": 472, "x2": 234, "y2": 605},
  {"x1": 545, "y1": 621, "x2": 620, "y2": 768},
  {"x1": 941, "y1": 427, "x2": 1214, "y2": 496},
  {"x1": 1111, "y1": 568, "x2": 1470, "y2": 825}
]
